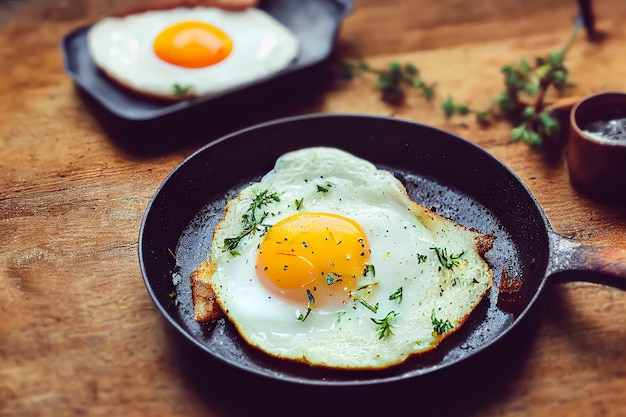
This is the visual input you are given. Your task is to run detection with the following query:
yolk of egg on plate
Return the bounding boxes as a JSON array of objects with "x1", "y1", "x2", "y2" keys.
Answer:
[
  {"x1": 152, "y1": 21, "x2": 233, "y2": 68},
  {"x1": 87, "y1": 7, "x2": 299, "y2": 100},
  {"x1": 256, "y1": 212, "x2": 371, "y2": 307},
  {"x1": 203, "y1": 147, "x2": 494, "y2": 370}
]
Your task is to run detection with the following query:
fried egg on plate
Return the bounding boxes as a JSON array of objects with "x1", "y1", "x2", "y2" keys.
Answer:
[
  {"x1": 87, "y1": 7, "x2": 298, "y2": 100},
  {"x1": 196, "y1": 147, "x2": 494, "y2": 370}
]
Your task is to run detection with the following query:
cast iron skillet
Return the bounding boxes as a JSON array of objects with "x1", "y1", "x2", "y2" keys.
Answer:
[{"x1": 139, "y1": 114, "x2": 626, "y2": 386}]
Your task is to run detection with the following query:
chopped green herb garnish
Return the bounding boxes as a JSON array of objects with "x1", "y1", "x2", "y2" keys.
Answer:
[
  {"x1": 297, "y1": 289, "x2": 315, "y2": 322},
  {"x1": 431, "y1": 309, "x2": 454, "y2": 335},
  {"x1": 297, "y1": 307, "x2": 311, "y2": 322},
  {"x1": 431, "y1": 247, "x2": 464, "y2": 269},
  {"x1": 326, "y1": 273, "x2": 342, "y2": 286},
  {"x1": 316, "y1": 183, "x2": 332, "y2": 193},
  {"x1": 371, "y1": 311, "x2": 399, "y2": 340},
  {"x1": 223, "y1": 190, "x2": 280, "y2": 252},
  {"x1": 294, "y1": 198, "x2": 303, "y2": 210},
  {"x1": 358, "y1": 298, "x2": 379, "y2": 313},
  {"x1": 389, "y1": 287, "x2": 403, "y2": 303},
  {"x1": 363, "y1": 264, "x2": 376, "y2": 277},
  {"x1": 356, "y1": 283, "x2": 377, "y2": 292},
  {"x1": 416, "y1": 253, "x2": 428, "y2": 263},
  {"x1": 173, "y1": 84, "x2": 191, "y2": 98}
]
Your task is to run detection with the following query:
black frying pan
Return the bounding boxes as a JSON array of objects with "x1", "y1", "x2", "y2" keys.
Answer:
[{"x1": 138, "y1": 114, "x2": 626, "y2": 386}]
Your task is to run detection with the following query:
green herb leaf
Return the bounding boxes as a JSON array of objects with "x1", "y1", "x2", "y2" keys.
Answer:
[
  {"x1": 538, "y1": 111, "x2": 560, "y2": 136},
  {"x1": 524, "y1": 83, "x2": 541, "y2": 96},
  {"x1": 431, "y1": 247, "x2": 464, "y2": 269},
  {"x1": 358, "y1": 298, "x2": 379, "y2": 313},
  {"x1": 522, "y1": 106, "x2": 535, "y2": 120},
  {"x1": 456, "y1": 103, "x2": 470, "y2": 115},
  {"x1": 389, "y1": 287, "x2": 403, "y2": 303},
  {"x1": 519, "y1": 59, "x2": 532, "y2": 73},
  {"x1": 294, "y1": 198, "x2": 303, "y2": 210},
  {"x1": 338, "y1": 62, "x2": 357, "y2": 80},
  {"x1": 404, "y1": 63, "x2": 418, "y2": 76},
  {"x1": 442, "y1": 97, "x2": 455, "y2": 119},
  {"x1": 297, "y1": 289, "x2": 315, "y2": 322},
  {"x1": 511, "y1": 124, "x2": 526, "y2": 142},
  {"x1": 442, "y1": 96, "x2": 470, "y2": 118},
  {"x1": 363, "y1": 264, "x2": 376, "y2": 277},
  {"x1": 358, "y1": 60, "x2": 371, "y2": 71},
  {"x1": 371, "y1": 311, "x2": 400, "y2": 340},
  {"x1": 431, "y1": 309, "x2": 454, "y2": 335},
  {"x1": 524, "y1": 130, "x2": 543, "y2": 146},
  {"x1": 493, "y1": 92, "x2": 516, "y2": 111},
  {"x1": 548, "y1": 50, "x2": 564, "y2": 66},
  {"x1": 297, "y1": 307, "x2": 312, "y2": 322},
  {"x1": 423, "y1": 86, "x2": 436, "y2": 100},
  {"x1": 475, "y1": 110, "x2": 490, "y2": 123},
  {"x1": 316, "y1": 183, "x2": 332, "y2": 193},
  {"x1": 173, "y1": 84, "x2": 191, "y2": 98}
]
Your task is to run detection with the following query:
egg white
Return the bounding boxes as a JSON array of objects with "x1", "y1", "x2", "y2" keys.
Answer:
[
  {"x1": 87, "y1": 7, "x2": 298, "y2": 100},
  {"x1": 206, "y1": 147, "x2": 494, "y2": 369}
]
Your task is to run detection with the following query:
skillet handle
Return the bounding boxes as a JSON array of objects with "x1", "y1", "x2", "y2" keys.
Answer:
[{"x1": 548, "y1": 234, "x2": 626, "y2": 289}]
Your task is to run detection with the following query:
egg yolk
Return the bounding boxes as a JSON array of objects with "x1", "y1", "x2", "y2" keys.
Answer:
[
  {"x1": 153, "y1": 21, "x2": 233, "y2": 68},
  {"x1": 256, "y1": 212, "x2": 371, "y2": 307}
]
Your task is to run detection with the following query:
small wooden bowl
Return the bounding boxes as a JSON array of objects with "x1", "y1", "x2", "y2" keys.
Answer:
[{"x1": 567, "y1": 92, "x2": 626, "y2": 203}]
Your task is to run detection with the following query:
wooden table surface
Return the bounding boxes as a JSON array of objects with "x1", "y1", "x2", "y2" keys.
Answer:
[{"x1": 1, "y1": 0, "x2": 625, "y2": 416}]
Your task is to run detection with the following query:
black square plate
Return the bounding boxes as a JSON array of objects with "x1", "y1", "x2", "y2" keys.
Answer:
[{"x1": 62, "y1": 0, "x2": 353, "y2": 122}]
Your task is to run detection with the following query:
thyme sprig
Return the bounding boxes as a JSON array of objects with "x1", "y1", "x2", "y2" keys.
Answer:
[
  {"x1": 443, "y1": 17, "x2": 582, "y2": 147},
  {"x1": 340, "y1": 60, "x2": 435, "y2": 105},
  {"x1": 371, "y1": 311, "x2": 399, "y2": 340},
  {"x1": 223, "y1": 190, "x2": 280, "y2": 252}
]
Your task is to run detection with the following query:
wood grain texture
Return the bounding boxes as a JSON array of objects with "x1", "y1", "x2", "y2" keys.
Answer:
[{"x1": 1, "y1": 0, "x2": 625, "y2": 416}]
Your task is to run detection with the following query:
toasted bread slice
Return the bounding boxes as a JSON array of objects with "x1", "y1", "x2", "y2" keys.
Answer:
[{"x1": 190, "y1": 261, "x2": 223, "y2": 322}]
